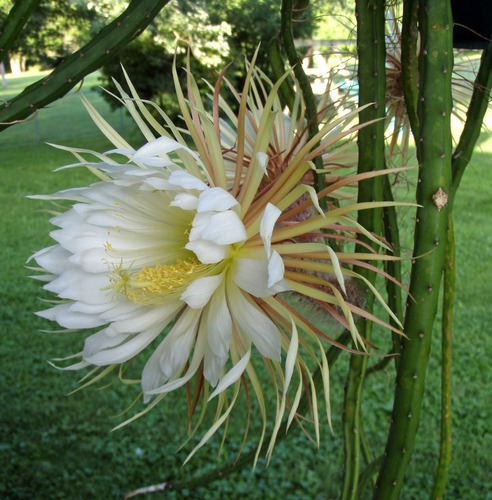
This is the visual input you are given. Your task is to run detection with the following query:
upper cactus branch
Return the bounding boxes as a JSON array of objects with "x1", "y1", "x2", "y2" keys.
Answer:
[
  {"x1": 0, "y1": 0, "x2": 171, "y2": 132},
  {"x1": 0, "y1": 0, "x2": 42, "y2": 59},
  {"x1": 401, "y1": 0, "x2": 420, "y2": 139},
  {"x1": 451, "y1": 42, "x2": 492, "y2": 201}
]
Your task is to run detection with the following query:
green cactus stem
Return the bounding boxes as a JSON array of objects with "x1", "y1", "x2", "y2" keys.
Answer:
[
  {"x1": 340, "y1": 0, "x2": 386, "y2": 498},
  {"x1": 382, "y1": 176, "x2": 403, "y2": 363},
  {"x1": 341, "y1": 340, "x2": 367, "y2": 500},
  {"x1": 450, "y1": 42, "x2": 492, "y2": 202},
  {"x1": 267, "y1": 36, "x2": 297, "y2": 111},
  {"x1": 430, "y1": 216, "x2": 454, "y2": 500},
  {"x1": 0, "y1": 0, "x2": 171, "y2": 132},
  {"x1": 280, "y1": 0, "x2": 326, "y2": 202},
  {"x1": 373, "y1": 0, "x2": 454, "y2": 497},
  {"x1": 356, "y1": 456, "x2": 383, "y2": 499},
  {"x1": 0, "y1": 0, "x2": 41, "y2": 60},
  {"x1": 400, "y1": 0, "x2": 419, "y2": 138}
]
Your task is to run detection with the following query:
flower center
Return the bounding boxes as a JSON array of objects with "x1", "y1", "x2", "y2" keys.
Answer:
[{"x1": 109, "y1": 257, "x2": 214, "y2": 306}]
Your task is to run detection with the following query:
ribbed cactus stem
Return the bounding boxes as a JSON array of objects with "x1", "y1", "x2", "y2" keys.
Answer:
[
  {"x1": 267, "y1": 36, "x2": 297, "y2": 111},
  {"x1": 341, "y1": 339, "x2": 366, "y2": 500},
  {"x1": 400, "y1": 0, "x2": 419, "y2": 138},
  {"x1": 382, "y1": 176, "x2": 403, "y2": 363},
  {"x1": 430, "y1": 215, "x2": 454, "y2": 499},
  {"x1": 0, "y1": 0, "x2": 171, "y2": 131},
  {"x1": 374, "y1": 0, "x2": 453, "y2": 498},
  {"x1": 341, "y1": 0, "x2": 385, "y2": 498}
]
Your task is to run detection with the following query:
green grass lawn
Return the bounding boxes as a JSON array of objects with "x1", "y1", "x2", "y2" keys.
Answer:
[
  {"x1": 0, "y1": 71, "x2": 491, "y2": 499},
  {"x1": 0, "y1": 71, "x2": 135, "y2": 147}
]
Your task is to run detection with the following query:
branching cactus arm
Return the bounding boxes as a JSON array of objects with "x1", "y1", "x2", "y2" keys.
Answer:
[
  {"x1": 0, "y1": 0, "x2": 171, "y2": 132},
  {"x1": 430, "y1": 215, "x2": 455, "y2": 500},
  {"x1": 451, "y1": 43, "x2": 492, "y2": 200}
]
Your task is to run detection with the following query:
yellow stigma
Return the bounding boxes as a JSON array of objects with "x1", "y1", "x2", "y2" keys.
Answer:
[{"x1": 111, "y1": 257, "x2": 213, "y2": 306}]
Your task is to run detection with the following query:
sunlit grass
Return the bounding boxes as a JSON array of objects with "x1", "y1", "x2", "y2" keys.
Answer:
[
  {"x1": 0, "y1": 71, "x2": 134, "y2": 147},
  {"x1": 0, "y1": 70, "x2": 490, "y2": 499}
]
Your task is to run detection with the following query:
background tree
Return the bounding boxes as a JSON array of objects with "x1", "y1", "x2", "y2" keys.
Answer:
[
  {"x1": 97, "y1": 0, "x2": 317, "y2": 119},
  {"x1": 0, "y1": 0, "x2": 97, "y2": 73}
]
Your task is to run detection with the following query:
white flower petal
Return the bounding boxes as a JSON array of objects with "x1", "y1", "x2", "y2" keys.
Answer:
[
  {"x1": 82, "y1": 302, "x2": 182, "y2": 365},
  {"x1": 201, "y1": 211, "x2": 247, "y2": 245},
  {"x1": 36, "y1": 303, "x2": 106, "y2": 329},
  {"x1": 69, "y1": 248, "x2": 112, "y2": 273},
  {"x1": 83, "y1": 327, "x2": 128, "y2": 357},
  {"x1": 147, "y1": 321, "x2": 208, "y2": 395},
  {"x1": 141, "y1": 308, "x2": 201, "y2": 400},
  {"x1": 109, "y1": 302, "x2": 181, "y2": 334},
  {"x1": 284, "y1": 316, "x2": 299, "y2": 395},
  {"x1": 170, "y1": 192, "x2": 199, "y2": 210},
  {"x1": 267, "y1": 250, "x2": 286, "y2": 288},
  {"x1": 202, "y1": 281, "x2": 232, "y2": 386},
  {"x1": 185, "y1": 239, "x2": 228, "y2": 264},
  {"x1": 50, "y1": 225, "x2": 106, "y2": 257},
  {"x1": 69, "y1": 300, "x2": 121, "y2": 315},
  {"x1": 97, "y1": 299, "x2": 142, "y2": 321},
  {"x1": 181, "y1": 273, "x2": 224, "y2": 309},
  {"x1": 44, "y1": 269, "x2": 110, "y2": 304},
  {"x1": 188, "y1": 212, "x2": 213, "y2": 241},
  {"x1": 232, "y1": 257, "x2": 291, "y2": 297},
  {"x1": 197, "y1": 187, "x2": 240, "y2": 213},
  {"x1": 208, "y1": 349, "x2": 251, "y2": 400},
  {"x1": 132, "y1": 137, "x2": 196, "y2": 166},
  {"x1": 30, "y1": 245, "x2": 73, "y2": 275},
  {"x1": 168, "y1": 170, "x2": 208, "y2": 191},
  {"x1": 83, "y1": 322, "x2": 164, "y2": 365},
  {"x1": 260, "y1": 203, "x2": 282, "y2": 258},
  {"x1": 227, "y1": 282, "x2": 281, "y2": 361},
  {"x1": 256, "y1": 152, "x2": 269, "y2": 175}
]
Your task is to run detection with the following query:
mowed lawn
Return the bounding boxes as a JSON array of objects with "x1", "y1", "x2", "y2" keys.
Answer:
[{"x1": 0, "y1": 70, "x2": 491, "y2": 499}]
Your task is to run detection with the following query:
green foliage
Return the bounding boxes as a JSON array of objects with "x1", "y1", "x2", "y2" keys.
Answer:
[
  {"x1": 1, "y1": 0, "x2": 96, "y2": 70},
  {"x1": 205, "y1": 0, "x2": 312, "y2": 72},
  {"x1": 97, "y1": 0, "x2": 316, "y2": 119},
  {"x1": 312, "y1": 0, "x2": 356, "y2": 40},
  {"x1": 98, "y1": 32, "x2": 217, "y2": 121}
]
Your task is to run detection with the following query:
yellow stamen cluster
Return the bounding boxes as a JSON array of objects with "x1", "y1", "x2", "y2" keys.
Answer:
[{"x1": 113, "y1": 257, "x2": 211, "y2": 306}]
